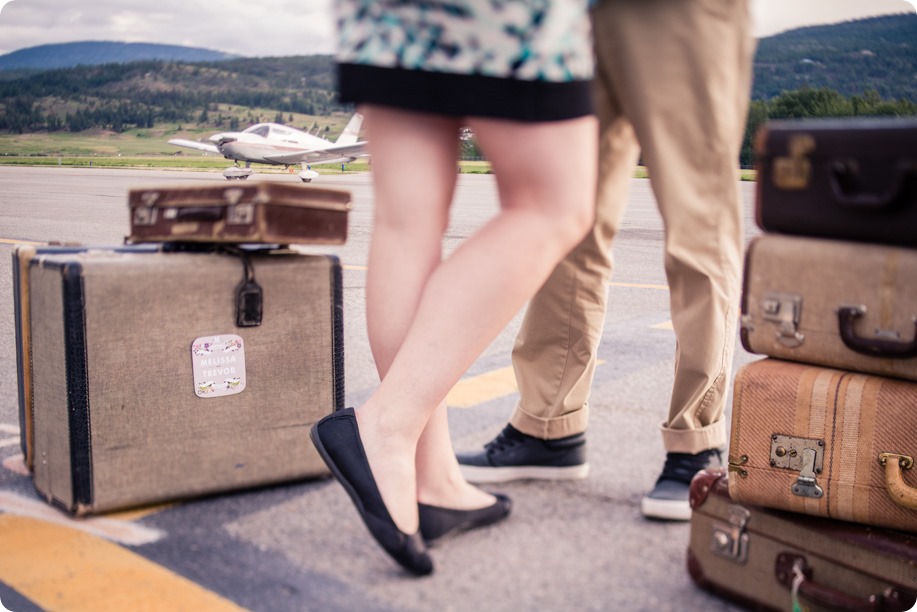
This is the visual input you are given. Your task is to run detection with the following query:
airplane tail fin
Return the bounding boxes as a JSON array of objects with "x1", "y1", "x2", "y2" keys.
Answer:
[{"x1": 335, "y1": 113, "x2": 363, "y2": 145}]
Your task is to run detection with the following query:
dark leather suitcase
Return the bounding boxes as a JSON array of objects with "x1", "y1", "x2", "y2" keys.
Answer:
[
  {"x1": 127, "y1": 182, "x2": 351, "y2": 245},
  {"x1": 688, "y1": 468, "x2": 917, "y2": 612},
  {"x1": 24, "y1": 246, "x2": 343, "y2": 515},
  {"x1": 728, "y1": 358, "x2": 917, "y2": 534},
  {"x1": 755, "y1": 118, "x2": 917, "y2": 248},
  {"x1": 740, "y1": 234, "x2": 917, "y2": 382}
]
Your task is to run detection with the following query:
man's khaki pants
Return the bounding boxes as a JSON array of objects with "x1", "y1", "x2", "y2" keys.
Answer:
[{"x1": 509, "y1": 0, "x2": 756, "y2": 454}]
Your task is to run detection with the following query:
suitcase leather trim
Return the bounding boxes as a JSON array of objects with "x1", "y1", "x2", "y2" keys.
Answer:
[
  {"x1": 62, "y1": 263, "x2": 94, "y2": 509},
  {"x1": 330, "y1": 257, "x2": 345, "y2": 411}
]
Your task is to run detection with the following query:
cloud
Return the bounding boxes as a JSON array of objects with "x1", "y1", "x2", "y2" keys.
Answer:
[{"x1": 0, "y1": 0, "x2": 336, "y2": 56}]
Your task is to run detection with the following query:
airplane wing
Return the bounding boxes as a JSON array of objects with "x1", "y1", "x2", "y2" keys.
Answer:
[
  {"x1": 167, "y1": 138, "x2": 221, "y2": 155},
  {"x1": 262, "y1": 142, "x2": 369, "y2": 166}
]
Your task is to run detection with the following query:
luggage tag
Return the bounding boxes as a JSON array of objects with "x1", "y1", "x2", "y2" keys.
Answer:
[{"x1": 191, "y1": 334, "x2": 247, "y2": 398}]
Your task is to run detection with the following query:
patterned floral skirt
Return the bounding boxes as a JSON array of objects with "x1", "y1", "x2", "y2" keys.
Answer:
[{"x1": 336, "y1": 0, "x2": 595, "y2": 122}]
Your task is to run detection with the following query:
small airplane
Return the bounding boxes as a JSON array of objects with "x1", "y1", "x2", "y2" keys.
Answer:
[{"x1": 167, "y1": 113, "x2": 367, "y2": 182}]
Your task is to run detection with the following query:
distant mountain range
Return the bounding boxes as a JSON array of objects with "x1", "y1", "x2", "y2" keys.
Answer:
[{"x1": 0, "y1": 41, "x2": 237, "y2": 71}]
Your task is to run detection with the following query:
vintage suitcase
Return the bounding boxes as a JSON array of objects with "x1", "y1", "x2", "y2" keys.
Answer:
[
  {"x1": 727, "y1": 358, "x2": 917, "y2": 533},
  {"x1": 741, "y1": 234, "x2": 917, "y2": 382},
  {"x1": 127, "y1": 182, "x2": 351, "y2": 245},
  {"x1": 755, "y1": 118, "x2": 917, "y2": 248},
  {"x1": 25, "y1": 246, "x2": 344, "y2": 515},
  {"x1": 12, "y1": 243, "x2": 161, "y2": 471},
  {"x1": 688, "y1": 468, "x2": 917, "y2": 612}
]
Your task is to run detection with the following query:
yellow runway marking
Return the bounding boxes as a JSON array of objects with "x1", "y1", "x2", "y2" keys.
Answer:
[
  {"x1": 447, "y1": 360, "x2": 606, "y2": 408},
  {"x1": 447, "y1": 366, "x2": 518, "y2": 408},
  {"x1": 106, "y1": 503, "x2": 178, "y2": 522},
  {"x1": 0, "y1": 238, "x2": 44, "y2": 246},
  {"x1": 0, "y1": 514, "x2": 245, "y2": 612},
  {"x1": 0, "y1": 492, "x2": 165, "y2": 546},
  {"x1": 610, "y1": 281, "x2": 668, "y2": 290},
  {"x1": 652, "y1": 320, "x2": 674, "y2": 330}
]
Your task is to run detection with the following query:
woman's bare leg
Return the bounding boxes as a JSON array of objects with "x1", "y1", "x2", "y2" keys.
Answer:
[{"x1": 358, "y1": 111, "x2": 598, "y2": 533}]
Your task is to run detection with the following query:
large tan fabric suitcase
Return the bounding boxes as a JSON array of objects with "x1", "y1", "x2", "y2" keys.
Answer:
[
  {"x1": 127, "y1": 182, "x2": 351, "y2": 245},
  {"x1": 740, "y1": 234, "x2": 917, "y2": 382},
  {"x1": 26, "y1": 246, "x2": 343, "y2": 515},
  {"x1": 689, "y1": 468, "x2": 917, "y2": 612},
  {"x1": 727, "y1": 358, "x2": 917, "y2": 533}
]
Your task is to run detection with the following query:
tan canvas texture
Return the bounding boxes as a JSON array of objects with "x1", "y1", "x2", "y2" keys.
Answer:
[
  {"x1": 728, "y1": 358, "x2": 917, "y2": 532},
  {"x1": 742, "y1": 234, "x2": 917, "y2": 381},
  {"x1": 29, "y1": 265, "x2": 74, "y2": 509},
  {"x1": 29, "y1": 250, "x2": 338, "y2": 514}
]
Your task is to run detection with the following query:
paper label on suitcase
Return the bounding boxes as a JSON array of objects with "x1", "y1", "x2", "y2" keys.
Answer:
[{"x1": 191, "y1": 335, "x2": 247, "y2": 398}]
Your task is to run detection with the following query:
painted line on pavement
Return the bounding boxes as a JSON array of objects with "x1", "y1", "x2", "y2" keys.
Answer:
[
  {"x1": 652, "y1": 320, "x2": 674, "y2": 330},
  {"x1": 0, "y1": 239, "x2": 44, "y2": 246},
  {"x1": 1, "y1": 456, "x2": 28, "y2": 477},
  {"x1": 447, "y1": 360, "x2": 606, "y2": 409},
  {"x1": 0, "y1": 439, "x2": 19, "y2": 449},
  {"x1": 0, "y1": 514, "x2": 245, "y2": 612},
  {"x1": 0, "y1": 425, "x2": 19, "y2": 435},
  {"x1": 0, "y1": 492, "x2": 166, "y2": 546}
]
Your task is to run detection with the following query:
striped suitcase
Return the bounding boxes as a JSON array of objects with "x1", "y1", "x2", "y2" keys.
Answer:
[{"x1": 727, "y1": 358, "x2": 917, "y2": 533}]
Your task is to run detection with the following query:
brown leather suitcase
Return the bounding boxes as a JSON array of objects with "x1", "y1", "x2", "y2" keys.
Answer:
[
  {"x1": 755, "y1": 118, "x2": 917, "y2": 248},
  {"x1": 740, "y1": 234, "x2": 917, "y2": 382},
  {"x1": 727, "y1": 358, "x2": 917, "y2": 533},
  {"x1": 127, "y1": 182, "x2": 351, "y2": 245},
  {"x1": 25, "y1": 246, "x2": 343, "y2": 515},
  {"x1": 688, "y1": 468, "x2": 917, "y2": 612}
]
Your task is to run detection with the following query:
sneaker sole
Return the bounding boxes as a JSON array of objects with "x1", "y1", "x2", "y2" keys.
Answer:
[
  {"x1": 459, "y1": 463, "x2": 590, "y2": 484},
  {"x1": 640, "y1": 497, "x2": 692, "y2": 521}
]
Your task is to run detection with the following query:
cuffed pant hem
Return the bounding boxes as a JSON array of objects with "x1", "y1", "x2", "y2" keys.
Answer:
[
  {"x1": 659, "y1": 420, "x2": 727, "y2": 454},
  {"x1": 510, "y1": 402, "x2": 589, "y2": 440}
]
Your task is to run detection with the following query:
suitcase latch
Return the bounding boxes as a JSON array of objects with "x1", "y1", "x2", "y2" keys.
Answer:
[
  {"x1": 711, "y1": 505, "x2": 750, "y2": 564},
  {"x1": 773, "y1": 134, "x2": 815, "y2": 190},
  {"x1": 227, "y1": 204, "x2": 254, "y2": 225},
  {"x1": 133, "y1": 192, "x2": 160, "y2": 226},
  {"x1": 771, "y1": 434, "x2": 824, "y2": 499},
  {"x1": 761, "y1": 292, "x2": 804, "y2": 348}
]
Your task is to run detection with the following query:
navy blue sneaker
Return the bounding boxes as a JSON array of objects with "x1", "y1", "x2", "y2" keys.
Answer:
[
  {"x1": 641, "y1": 448, "x2": 723, "y2": 521},
  {"x1": 457, "y1": 425, "x2": 589, "y2": 484}
]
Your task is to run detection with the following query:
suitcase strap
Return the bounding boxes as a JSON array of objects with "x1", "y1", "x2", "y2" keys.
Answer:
[
  {"x1": 776, "y1": 553, "x2": 916, "y2": 612},
  {"x1": 233, "y1": 250, "x2": 263, "y2": 328}
]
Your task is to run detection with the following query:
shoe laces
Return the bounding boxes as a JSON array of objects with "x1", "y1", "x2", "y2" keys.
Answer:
[
  {"x1": 484, "y1": 425, "x2": 526, "y2": 454},
  {"x1": 658, "y1": 449, "x2": 722, "y2": 485}
]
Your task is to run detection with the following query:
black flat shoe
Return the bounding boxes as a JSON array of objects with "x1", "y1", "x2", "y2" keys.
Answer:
[
  {"x1": 310, "y1": 408, "x2": 433, "y2": 576},
  {"x1": 418, "y1": 493, "x2": 513, "y2": 544}
]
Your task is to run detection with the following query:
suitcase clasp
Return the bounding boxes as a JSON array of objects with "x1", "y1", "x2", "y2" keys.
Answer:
[
  {"x1": 711, "y1": 505, "x2": 750, "y2": 564},
  {"x1": 761, "y1": 293, "x2": 804, "y2": 348},
  {"x1": 771, "y1": 434, "x2": 825, "y2": 499},
  {"x1": 773, "y1": 134, "x2": 815, "y2": 190}
]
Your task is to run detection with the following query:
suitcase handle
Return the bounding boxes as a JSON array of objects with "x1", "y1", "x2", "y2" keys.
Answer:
[
  {"x1": 173, "y1": 207, "x2": 225, "y2": 222},
  {"x1": 878, "y1": 453, "x2": 917, "y2": 511},
  {"x1": 775, "y1": 553, "x2": 915, "y2": 612},
  {"x1": 837, "y1": 306, "x2": 917, "y2": 359},
  {"x1": 830, "y1": 161, "x2": 914, "y2": 210}
]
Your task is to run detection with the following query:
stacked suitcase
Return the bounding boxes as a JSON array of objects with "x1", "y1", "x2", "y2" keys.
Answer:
[
  {"x1": 688, "y1": 119, "x2": 917, "y2": 610},
  {"x1": 13, "y1": 181, "x2": 351, "y2": 515}
]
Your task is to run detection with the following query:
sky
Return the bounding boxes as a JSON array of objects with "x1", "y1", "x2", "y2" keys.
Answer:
[{"x1": 0, "y1": 0, "x2": 914, "y2": 58}]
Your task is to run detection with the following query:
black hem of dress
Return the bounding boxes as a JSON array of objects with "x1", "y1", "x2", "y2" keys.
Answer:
[{"x1": 337, "y1": 63, "x2": 594, "y2": 122}]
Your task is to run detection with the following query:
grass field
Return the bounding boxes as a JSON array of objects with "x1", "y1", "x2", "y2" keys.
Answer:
[{"x1": 0, "y1": 128, "x2": 756, "y2": 180}]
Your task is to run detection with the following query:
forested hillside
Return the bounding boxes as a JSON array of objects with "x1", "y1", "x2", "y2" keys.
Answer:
[
  {"x1": 0, "y1": 41, "x2": 237, "y2": 72},
  {"x1": 0, "y1": 13, "x2": 914, "y2": 166}
]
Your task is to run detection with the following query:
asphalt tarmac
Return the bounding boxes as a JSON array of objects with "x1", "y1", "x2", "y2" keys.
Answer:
[{"x1": 0, "y1": 166, "x2": 760, "y2": 611}]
